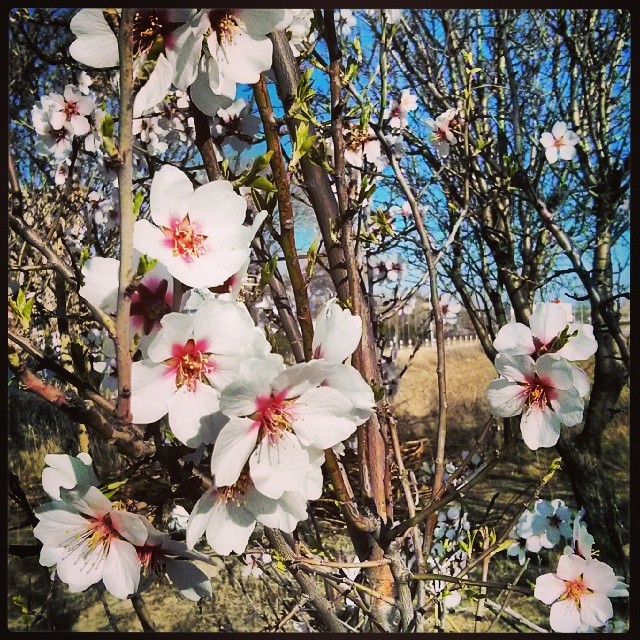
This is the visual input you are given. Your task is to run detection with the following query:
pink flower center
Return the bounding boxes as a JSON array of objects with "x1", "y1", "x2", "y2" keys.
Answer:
[
  {"x1": 554, "y1": 137, "x2": 565, "y2": 148},
  {"x1": 166, "y1": 338, "x2": 214, "y2": 391},
  {"x1": 252, "y1": 390, "x2": 294, "y2": 443},
  {"x1": 562, "y1": 576, "x2": 590, "y2": 604},
  {"x1": 525, "y1": 378, "x2": 550, "y2": 409},
  {"x1": 63, "y1": 100, "x2": 80, "y2": 118},
  {"x1": 137, "y1": 543, "x2": 167, "y2": 574},
  {"x1": 130, "y1": 279, "x2": 171, "y2": 335},
  {"x1": 162, "y1": 215, "x2": 207, "y2": 261},
  {"x1": 434, "y1": 126, "x2": 449, "y2": 142}
]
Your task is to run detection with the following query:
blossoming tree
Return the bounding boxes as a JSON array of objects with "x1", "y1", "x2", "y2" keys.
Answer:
[{"x1": 8, "y1": 7, "x2": 629, "y2": 633}]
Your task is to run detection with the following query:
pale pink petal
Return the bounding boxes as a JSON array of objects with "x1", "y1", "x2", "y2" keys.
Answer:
[
  {"x1": 245, "y1": 487, "x2": 308, "y2": 532},
  {"x1": 549, "y1": 598, "x2": 581, "y2": 633},
  {"x1": 580, "y1": 592, "x2": 613, "y2": 628},
  {"x1": 494, "y1": 354, "x2": 535, "y2": 383},
  {"x1": 39, "y1": 545, "x2": 66, "y2": 567},
  {"x1": 567, "y1": 363, "x2": 590, "y2": 397},
  {"x1": 559, "y1": 144, "x2": 577, "y2": 161},
  {"x1": 273, "y1": 361, "x2": 330, "y2": 400},
  {"x1": 131, "y1": 360, "x2": 175, "y2": 424},
  {"x1": 187, "y1": 181, "x2": 246, "y2": 233},
  {"x1": 582, "y1": 559, "x2": 622, "y2": 594},
  {"x1": 69, "y1": 114, "x2": 91, "y2": 136},
  {"x1": 150, "y1": 165, "x2": 194, "y2": 227},
  {"x1": 108, "y1": 511, "x2": 147, "y2": 547},
  {"x1": 192, "y1": 299, "x2": 255, "y2": 355},
  {"x1": 556, "y1": 553, "x2": 587, "y2": 581},
  {"x1": 62, "y1": 485, "x2": 112, "y2": 518},
  {"x1": 205, "y1": 499, "x2": 256, "y2": 555},
  {"x1": 211, "y1": 32, "x2": 273, "y2": 85},
  {"x1": 249, "y1": 432, "x2": 309, "y2": 499},
  {"x1": 539, "y1": 132, "x2": 555, "y2": 148},
  {"x1": 57, "y1": 542, "x2": 106, "y2": 592},
  {"x1": 33, "y1": 505, "x2": 88, "y2": 547},
  {"x1": 493, "y1": 322, "x2": 535, "y2": 356},
  {"x1": 549, "y1": 387, "x2": 584, "y2": 427},
  {"x1": 79, "y1": 257, "x2": 119, "y2": 315},
  {"x1": 485, "y1": 378, "x2": 527, "y2": 417},
  {"x1": 312, "y1": 298, "x2": 362, "y2": 363},
  {"x1": 69, "y1": 9, "x2": 119, "y2": 68},
  {"x1": 555, "y1": 324, "x2": 597, "y2": 360},
  {"x1": 190, "y1": 63, "x2": 235, "y2": 116},
  {"x1": 519, "y1": 405, "x2": 561, "y2": 449},
  {"x1": 42, "y1": 453, "x2": 99, "y2": 500},
  {"x1": 536, "y1": 354, "x2": 575, "y2": 390},
  {"x1": 219, "y1": 362, "x2": 275, "y2": 416},
  {"x1": 102, "y1": 538, "x2": 141, "y2": 599},
  {"x1": 292, "y1": 386, "x2": 357, "y2": 449},
  {"x1": 238, "y1": 9, "x2": 288, "y2": 36},
  {"x1": 133, "y1": 53, "x2": 174, "y2": 118},
  {"x1": 147, "y1": 312, "x2": 195, "y2": 362},
  {"x1": 321, "y1": 364, "x2": 375, "y2": 423},
  {"x1": 530, "y1": 303, "x2": 568, "y2": 346},
  {"x1": 134, "y1": 219, "x2": 179, "y2": 269},
  {"x1": 551, "y1": 121, "x2": 567, "y2": 139},
  {"x1": 167, "y1": 384, "x2": 227, "y2": 448},
  {"x1": 210, "y1": 418, "x2": 259, "y2": 487},
  {"x1": 545, "y1": 146, "x2": 559, "y2": 163},
  {"x1": 167, "y1": 20, "x2": 205, "y2": 91}
]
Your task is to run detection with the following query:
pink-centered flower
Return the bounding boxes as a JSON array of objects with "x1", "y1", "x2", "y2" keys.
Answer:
[
  {"x1": 131, "y1": 299, "x2": 274, "y2": 448},
  {"x1": 211, "y1": 358, "x2": 366, "y2": 499},
  {"x1": 494, "y1": 302, "x2": 597, "y2": 362},
  {"x1": 79, "y1": 255, "x2": 173, "y2": 357},
  {"x1": 439, "y1": 293, "x2": 462, "y2": 324},
  {"x1": 34, "y1": 486, "x2": 147, "y2": 599},
  {"x1": 385, "y1": 89, "x2": 418, "y2": 129},
  {"x1": 485, "y1": 353, "x2": 585, "y2": 450},
  {"x1": 534, "y1": 553, "x2": 628, "y2": 633},
  {"x1": 188, "y1": 9, "x2": 290, "y2": 116},
  {"x1": 426, "y1": 108, "x2": 458, "y2": 158},
  {"x1": 186, "y1": 460, "x2": 319, "y2": 555},
  {"x1": 134, "y1": 165, "x2": 265, "y2": 289},
  {"x1": 49, "y1": 85, "x2": 95, "y2": 136},
  {"x1": 540, "y1": 121, "x2": 579, "y2": 164}
]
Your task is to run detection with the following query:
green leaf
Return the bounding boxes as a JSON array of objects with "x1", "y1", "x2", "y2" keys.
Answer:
[
  {"x1": 136, "y1": 254, "x2": 159, "y2": 277},
  {"x1": 305, "y1": 235, "x2": 321, "y2": 280},
  {"x1": 259, "y1": 255, "x2": 279, "y2": 290},
  {"x1": 247, "y1": 175, "x2": 277, "y2": 193},
  {"x1": 100, "y1": 479, "x2": 127, "y2": 500}
]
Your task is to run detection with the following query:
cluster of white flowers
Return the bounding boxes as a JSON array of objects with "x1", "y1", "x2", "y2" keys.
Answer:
[
  {"x1": 384, "y1": 90, "x2": 418, "y2": 130},
  {"x1": 31, "y1": 83, "x2": 98, "y2": 184},
  {"x1": 486, "y1": 302, "x2": 597, "y2": 450},
  {"x1": 33, "y1": 453, "x2": 214, "y2": 602},
  {"x1": 69, "y1": 9, "x2": 297, "y2": 118},
  {"x1": 211, "y1": 98, "x2": 261, "y2": 154},
  {"x1": 506, "y1": 498, "x2": 574, "y2": 565}
]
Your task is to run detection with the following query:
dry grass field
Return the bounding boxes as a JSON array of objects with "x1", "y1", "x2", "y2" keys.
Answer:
[{"x1": 7, "y1": 342, "x2": 629, "y2": 632}]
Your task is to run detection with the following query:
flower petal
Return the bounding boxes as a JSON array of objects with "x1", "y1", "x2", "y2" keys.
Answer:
[
  {"x1": 549, "y1": 598, "x2": 581, "y2": 633},
  {"x1": 579, "y1": 592, "x2": 613, "y2": 628},
  {"x1": 494, "y1": 354, "x2": 535, "y2": 384},
  {"x1": 210, "y1": 418, "x2": 258, "y2": 487},
  {"x1": 102, "y1": 538, "x2": 141, "y2": 599},
  {"x1": 493, "y1": 322, "x2": 535, "y2": 356},
  {"x1": 150, "y1": 165, "x2": 194, "y2": 228},
  {"x1": 131, "y1": 360, "x2": 175, "y2": 424},
  {"x1": 249, "y1": 432, "x2": 309, "y2": 499},
  {"x1": 312, "y1": 299, "x2": 362, "y2": 363},
  {"x1": 133, "y1": 53, "x2": 174, "y2": 118},
  {"x1": 79, "y1": 257, "x2": 119, "y2": 314},
  {"x1": 519, "y1": 405, "x2": 561, "y2": 449},
  {"x1": 205, "y1": 499, "x2": 255, "y2": 555},
  {"x1": 245, "y1": 487, "x2": 308, "y2": 533},
  {"x1": 485, "y1": 378, "x2": 527, "y2": 418},
  {"x1": 165, "y1": 558, "x2": 212, "y2": 601},
  {"x1": 556, "y1": 552, "x2": 587, "y2": 581},
  {"x1": 186, "y1": 487, "x2": 216, "y2": 549},
  {"x1": 167, "y1": 384, "x2": 227, "y2": 448},
  {"x1": 69, "y1": 9, "x2": 119, "y2": 68},
  {"x1": 556, "y1": 324, "x2": 597, "y2": 361},
  {"x1": 551, "y1": 121, "x2": 567, "y2": 139},
  {"x1": 530, "y1": 303, "x2": 569, "y2": 346}
]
